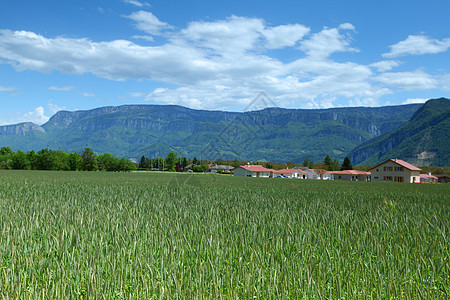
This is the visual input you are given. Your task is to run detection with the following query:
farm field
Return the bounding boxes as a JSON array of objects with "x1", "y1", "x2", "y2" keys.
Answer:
[{"x1": 0, "y1": 170, "x2": 449, "y2": 298}]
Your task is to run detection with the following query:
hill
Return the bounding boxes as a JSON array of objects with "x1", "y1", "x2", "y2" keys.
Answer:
[
  {"x1": 348, "y1": 98, "x2": 450, "y2": 166},
  {"x1": 0, "y1": 103, "x2": 422, "y2": 163}
]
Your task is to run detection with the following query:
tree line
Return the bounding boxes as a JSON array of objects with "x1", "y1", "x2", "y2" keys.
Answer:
[
  {"x1": 1, "y1": 145, "x2": 354, "y2": 173},
  {"x1": 302, "y1": 155, "x2": 353, "y2": 171},
  {"x1": 0, "y1": 146, "x2": 136, "y2": 172}
]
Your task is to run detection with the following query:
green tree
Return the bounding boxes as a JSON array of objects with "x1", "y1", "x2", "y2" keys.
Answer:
[
  {"x1": 192, "y1": 157, "x2": 199, "y2": 165},
  {"x1": 97, "y1": 153, "x2": 117, "y2": 171},
  {"x1": 265, "y1": 163, "x2": 274, "y2": 169},
  {"x1": 323, "y1": 155, "x2": 333, "y2": 170},
  {"x1": 303, "y1": 157, "x2": 314, "y2": 168},
  {"x1": 27, "y1": 150, "x2": 38, "y2": 170},
  {"x1": 139, "y1": 155, "x2": 151, "y2": 169},
  {"x1": 0, "y1": 146, "x2": 13, "y2": 156},
  {"x1": 232, "y1": 159, "x2": 240, "y2": 168},
  {"x1": 341, "y1": 157, "x2": 353, "y2": 170},
  {"x1": 165, "y1": 152, "x2": 178, "y2": 171},
  {"x1": 11, "y1": 150, "x2": 29, "y2": 169},
  {"x1": 68, "y1": 152, "x2": 82, "y2": 171},
  {"x1": 53, "y1": 150, "x2": 70, "y2": 170},
  {"x1": 118, "y1": 158, "x2": 137, "y2": 172},
  {"x1": 36, "y1": 148, "x2": 56, "y2": 170},
  {"x1": 331, "y1": 159, "x2": 341, "y2": 171},
  {"x1": 81, "y1": 147, "x2": 98, "y2": 171}
]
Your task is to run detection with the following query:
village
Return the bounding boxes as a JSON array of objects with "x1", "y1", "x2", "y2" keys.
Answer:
[{"x1": 209, "y1": 158, "x2": 440, "y2": 183}]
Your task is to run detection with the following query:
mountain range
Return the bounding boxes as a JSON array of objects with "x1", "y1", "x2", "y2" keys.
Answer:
[
  {"x1": 349, "y1": 98, "x2": 450, "y2": 166},
  {"x1": 0, "y1": 98, "x2": 448, "y2": 165}
]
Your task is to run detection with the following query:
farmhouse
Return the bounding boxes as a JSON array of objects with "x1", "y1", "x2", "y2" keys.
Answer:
[
  {"x1": 327, "y1": 170, "x2": 371, "y2": 181},
  {"x1": 207, "y1": 164, "x2": 234, "y2": 173},
  {"x1": 369, "y1": 159, "x2": 421, "y2": 183},
  {"x1": 232, "y1": 165, "x2": 273, "y2": 178},
  {"x1": 273, "y1": 168, "x2": 306, "y2": 178},
  {"x1": 420, "y1": 173, "x2": 438, "y2": 183}
]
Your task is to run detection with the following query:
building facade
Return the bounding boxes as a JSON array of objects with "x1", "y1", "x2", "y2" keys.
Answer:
[
  {"x1": 232, "y1": 165, "x2": 273, "y2": 178},
  {"x1": 327, "y1": 170, "x2": 371, "y2": 181},
  {"x1": 369, "y1": 159, "x2": 421, "y2": 183}
]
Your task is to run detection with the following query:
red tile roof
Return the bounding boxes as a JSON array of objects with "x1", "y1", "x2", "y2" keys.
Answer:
[
  {"x1": 274, "y1": 168, "x2": 306, "y2": 174},
  {"x1": 420, "y1": 174, "x2": 438, "y2": 180},
  {"x1": 327, "y1": 170, "x2": 371, "y2": 175},
  {"x1": 238, "y1": 165, "x2": 272, "y2": 172},
  {"x1": 369, "y1": 159, "x2": 421, "y2": 171}
]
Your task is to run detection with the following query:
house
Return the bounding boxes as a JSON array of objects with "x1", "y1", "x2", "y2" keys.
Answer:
[
  {"x1": 232, "y1": 165, "x2": 273, "y2": 178},
  {"x1": 420, "y1": 173, "x2": 438, "y2": 183},
  {"x1": 273, "y1": 168, "x2": 306, "y2": 178},
  {"x1": 207, "y1": 164, "x2": 234, "y2": 173},
  {"x1": 293, "y1": 168, "x2": 319, "y2": 179},
  {"x1": 369, "y1": 159, "x2": 421, "y2": 183},
  {"x1": 327, "y1": 170, "x2": 371, "y2": 181}
]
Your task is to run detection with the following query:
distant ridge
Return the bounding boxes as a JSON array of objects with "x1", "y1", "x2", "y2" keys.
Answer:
[
  {"x1": 0, "y1": 102, "x2": 425, "y2": 163},
  {"x1": 349, "y1": 98, "x2": 450, "y2": 166}
]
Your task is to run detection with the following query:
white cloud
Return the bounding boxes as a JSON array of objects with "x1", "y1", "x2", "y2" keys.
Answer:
[
  {"x1": 262, "y1": 24, "x2": 310, "y2": 49},
  {"x1": 123, "y1": 0, "x2": 150, "y2": 7},
  {"x1": 82, "y1": 92, "x2": 95, "y2": 97},
  {"x1": 0, "y1": 15, "x2": 446, "y2": 112},
  {"x1": 0, "y1": 86, "x2": 17, "y2": 92},
  {"x1": 370, "y1": 60, "x2": 400, "y2": 72},
  {"x1": 48, "y1": 86, "x2": 74, "y2": 91},
  {"x1": 299, "y1": 24, "x2": 358, "y2": 59},
  {"x1": 132, "y1": 35, "x2": 154, "y2": 42},
  {"x1": 374, "y1": 70, "x2": 438, "y2": 90},
  {"x1": 402, "y1": 98, "x2": 428, "y2": 104},
  {"x1": 23, "y1": 106, "x2": 49, "y2": 124},
  {"x1": 181, "y1": 15, "x2": 264, "y2": 56},
  {"x1": 126, "y1": 11, "x2": 171, "y2": 36},
  {"x1": 383, "y1": 35, "x2": 450, "y2": 58},
  {"x1": 48, "y1": 100, "x2": 66, "y2": 115}
]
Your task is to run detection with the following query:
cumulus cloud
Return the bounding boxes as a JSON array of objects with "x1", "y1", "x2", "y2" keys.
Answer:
[
  {"x1": 383, "y1": 35, "x2": 450, "y2": 58},
  {"x1": 181, "y1": 16, "x2": 265, "y2": 56},
  {"x1": 23, "y1": 106, "x2": 49, "y2": 124},
  {"x1": 370, "y1": 60, "x2": 401, "y2": 72},
  {"x1": 299, "y1": 24, "x2": 358, "y2": 59},
  {"x1": 0, "y1": 14, "x2": 446, "y2": 111},
  {"x1": 402, "y1": 98, "x2": 428, "y2": 104},
  {"x1": 374, "y1": 70, "x2": 438, "y2": 90},
  {"x1": 126, "y1": 11, "x2": 172, "y2": 35},
  {"x1": 262, "y1": 24, "x2": 310, "y2": 49},
  {"x1": 48, "y1": 100, "x2": 66, "y2": 114}
]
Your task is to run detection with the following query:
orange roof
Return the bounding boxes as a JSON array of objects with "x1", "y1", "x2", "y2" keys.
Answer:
[
  {"x1": 238, "y1": 165, "x2": 272, "y2": 172},
  {"x1": 369, "y1": 159, "x2": 421, "y2": 171},
  {"x1": 274, "y1": 168, "x2": 306, "y2": 174},
  {"x1": 420, "y1": 174, "x2": 438, "y2": 179},
  {"x1": 327, "y1": 170, "x2": 371, "y2": 175}
]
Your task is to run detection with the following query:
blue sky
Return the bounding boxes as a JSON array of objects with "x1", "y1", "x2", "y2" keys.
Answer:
[{"x1": 0, "y1": 0, "x2": 449, "y2": 125}]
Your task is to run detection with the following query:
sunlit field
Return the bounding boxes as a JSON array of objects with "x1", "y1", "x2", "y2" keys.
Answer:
[{"x1": 0, "y1": 170, "x2": 449, "y2": 298}]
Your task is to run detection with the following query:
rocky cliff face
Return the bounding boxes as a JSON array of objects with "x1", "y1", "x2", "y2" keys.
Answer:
[
  {"x1": 0, "y1": 122, "x2": 45, "y2": 136},
  {"x1": 348, "y1": 98, "x2": 450, "y2": 166},
  {"x1": 0, "y1": 103, "x2": 423, "y2": 162}
]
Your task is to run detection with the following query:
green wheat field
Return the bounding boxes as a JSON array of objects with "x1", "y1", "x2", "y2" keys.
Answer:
[{"x1": 0, "y1": 170, "x2": 449, "y2": 299}]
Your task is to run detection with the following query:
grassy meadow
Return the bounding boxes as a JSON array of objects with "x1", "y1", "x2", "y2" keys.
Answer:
[{"x1": 0, "y1": 170, "x2": 449, "y2": 298}]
